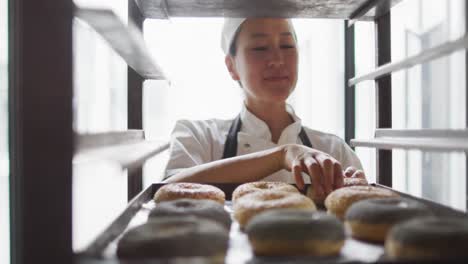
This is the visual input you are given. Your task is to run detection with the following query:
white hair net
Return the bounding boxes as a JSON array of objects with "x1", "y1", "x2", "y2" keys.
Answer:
[
  {"x1": 221, "y1": 18, "x2": 246, "y2": 55},
  {"x1": 221, "y1": 18, "x2": 297, "y2": 55}
]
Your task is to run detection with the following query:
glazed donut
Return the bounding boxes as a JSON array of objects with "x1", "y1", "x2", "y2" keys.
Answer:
[
  {"x1": 325, "y1": 186, "x2": 398, "y2": 220},
  {"x1": 232, "y1": 181, "x2": 299, "y2": 203},
  {"x1": 385, "y1": 217, "x2": 468, "y2": 260},
  {"x1": 153, "y1": 183, "x2": 225, "y2": 204},
  {"x1": 345, "y1": 198, "x2": 432, "y2": 242},
  {"x1": 234, "y1": 190, "x2": 316, "y2": 228},
  {"x1": 149, "y1": 198, "x2": 231, "y2": 229},
  {"x1": 246, "y1": 209, "x2": 345, "y2": 257},
  {"x1": 117, "y1": 216, "x2": 229, "y2": 260},
  {"x1": 306, "y1": 177, "x2": 369, "y2": 207},
  {"x1": 343, "y1": 176, "x2": 368, "y2": 187}
]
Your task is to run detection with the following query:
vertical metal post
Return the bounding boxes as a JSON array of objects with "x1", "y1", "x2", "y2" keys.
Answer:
[
  {"x1": 127, "y1": 0, "x2": 144, "y2": 201},
  {"x1": 375, "y1": 12, "x2": 393, "y2": 187},
  {"x1": 9, "y1": 0, "x2": 74, "y2": 263},
  {"x1": 344, "y1": 21, "x2": 356, "y2": 147},
  {"x1": 465, "y1": 0, "x2": 468, "y2": 210}
]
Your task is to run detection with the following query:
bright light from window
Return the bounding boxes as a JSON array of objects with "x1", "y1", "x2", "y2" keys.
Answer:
[{"x1": 143, "y1": 18, "x2": 346, "y2": 182}]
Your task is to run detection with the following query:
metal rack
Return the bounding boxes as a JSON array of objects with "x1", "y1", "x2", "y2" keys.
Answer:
[
  {"x1": 344, "y1": 1, "x2": 468, "y2": 194},
  {"x1": 7, "y1": 0, "x2": 465, "y2": 264}
]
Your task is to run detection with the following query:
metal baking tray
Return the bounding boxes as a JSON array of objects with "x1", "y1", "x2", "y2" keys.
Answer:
[{"x1": 75, "y1": 183, "x2": 468, "y2": 264}]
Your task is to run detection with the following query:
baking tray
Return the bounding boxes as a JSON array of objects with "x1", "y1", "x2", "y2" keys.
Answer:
[{"x1": 75, "y1": 183, "x2": 468, "y2": 264}]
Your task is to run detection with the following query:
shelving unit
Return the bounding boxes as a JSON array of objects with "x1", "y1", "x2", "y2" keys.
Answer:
[
  {"x1": 75, "y1": 131, "x2": 169, "y2": 172},
  {"x1": 349, "y1": 33, "x2": 468, "y2": 86},
  {"x1": 7, "y1": 0, "x2": 467, "y2": 264},
  {"x1": 75, "y1": 7, "x2": 166, "y2": 80},
  {"x1": 351, "y1": 129, "x2": 468, "y2": 152},
  {"x1": 134, "y1": 0, "x2": 401, "y2": 20}
]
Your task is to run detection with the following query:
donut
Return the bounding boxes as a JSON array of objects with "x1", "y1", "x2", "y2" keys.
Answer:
[
  {"x1": 343, "y1": 176, "x2": 368, "y2": 187},
  {"x1": 233, "y1": 190, "x2": 316, "y2": 228},
  {"x1": 245, "y1": 209, "x2": 345, "y2": 257},
  {"x1": 325, "y1": 186, "x2": 398, "y2": 220},
  {"x1": 306, "y1": 177, "x2": 369, "y2": 207},
  {"x1": 345, "y1": 198, "x2": 432, "y2": 242},
  {"x1": 153, "y1": 183, "x2": 225, "y2": 204},
  {"x1": 117, "y1": 216, "x2": 229, "y2": 260},
  {"x1": 149, "y1": 198, "x2": 231, "y2": 229},
  {"x1": 385, "y1": 217, "x2": 468, "y2": 260},
  {"x1": 232, "y1": 181, "x2": 299, "y2": 203}
]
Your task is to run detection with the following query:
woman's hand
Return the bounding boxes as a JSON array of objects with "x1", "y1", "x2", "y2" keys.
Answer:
[
  {"x1": 343, "y1": 166, "x2": 366, "y2": 179},
  {"x1": 282, "y1": 144, "x2": 343, "y2": 196}
]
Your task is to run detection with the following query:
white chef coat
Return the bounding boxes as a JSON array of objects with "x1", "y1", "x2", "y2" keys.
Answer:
[{"x1": 164, "y1": 104, "x2": 363, "y2": 182}]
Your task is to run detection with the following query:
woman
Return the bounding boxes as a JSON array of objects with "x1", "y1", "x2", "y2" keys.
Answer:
[{"x1": 163, "y1": 18, "x2": 364, "y2": 199}]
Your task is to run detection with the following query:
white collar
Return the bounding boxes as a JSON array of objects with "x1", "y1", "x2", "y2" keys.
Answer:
[{"x1": 239, "y1": 103, "x2": 303, "y2": 144}]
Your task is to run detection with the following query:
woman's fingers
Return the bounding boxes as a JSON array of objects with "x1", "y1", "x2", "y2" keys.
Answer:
[
  {"x1": 344, "y1": 166, "x2": 357, "y2": 177},
  {"x1": 314, "y1": 155, "x2": 334, "y2": 194},
  {"x1": 303, "y1": 157, "x2": 325, "y2": 198},
  {"x1": 352, "y1": 170, "x2": 366, "y2": 179},
  {"x1": 292, "y1": 159, "x2": 305, "y2": 191},
  {"x1": 333, "y1": 162, "x2": 344, "y2": 189}
]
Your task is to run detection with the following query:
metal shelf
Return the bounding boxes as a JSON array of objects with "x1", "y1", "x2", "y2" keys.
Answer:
[
  {"x1": 349, "y1": 33, "x2": 468, "y2": 86},
  {"x1": 134, "y1": 0, "x2": 399, "y2": 20},
  {"x1": 75, "y1": 131, "x2": 170, "y2": 171},
  {"x1": 351, "y1": 129, "x2": 468, "y2": 152},
  {"x1": 348, "y1": 0, "x2": 403, "y2": 25},
  {"x1": 75, "y1": 7, "x2": 166, "y2": 80}
]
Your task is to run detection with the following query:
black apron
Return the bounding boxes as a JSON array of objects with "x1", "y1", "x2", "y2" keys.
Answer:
[{"x1": 222, "y1": 115, "x2": 313, "y2": 159}]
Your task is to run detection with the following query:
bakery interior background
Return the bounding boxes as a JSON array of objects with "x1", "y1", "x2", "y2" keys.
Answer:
[{"x1": 0, "y1": 0, "x2": 466, "y2": 262}]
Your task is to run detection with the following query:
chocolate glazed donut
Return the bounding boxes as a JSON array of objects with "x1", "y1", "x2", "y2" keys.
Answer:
[
  {"x1": 385, "y1": 217, "x2": 468, "y2": 260},
  {"x1": 246, "y1": 209, "x2": 345, "y2": 257},
  {"x1": 345, "y1": 198, "x2": 433, "y2": 242},
  {"x1": 149, "y1": 198, "x2": 231, "y2": 229},
  {"x1": 117, "y1": 216, "x2": 229, "y2": 260}
]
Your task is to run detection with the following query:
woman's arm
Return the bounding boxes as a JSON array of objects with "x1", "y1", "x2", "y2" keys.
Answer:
[
  {"x1": 165, "y1": 144, "x2": 344, "y2": 197},
  {"x1": 164, "y1": 146, "x2": 284, "y2": 183}
]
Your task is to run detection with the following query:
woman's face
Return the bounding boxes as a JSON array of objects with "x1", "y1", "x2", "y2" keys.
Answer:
[{"x1": 226, "y1": 18, "x2": 298, "y2": 106}]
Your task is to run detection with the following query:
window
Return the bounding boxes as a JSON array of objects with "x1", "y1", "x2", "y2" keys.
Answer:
[
  {"x1": 354, "y1": 21, "x2": 377, "y2": 183},
  {"x1": 142, "y1": 18, "x2": 346, "y2": 183},
  {"x1": 72, "y1": 0, "x2": 129, "y2": 251},
  {"x1": 390, "y1": 0, "x2": 466, "y2": 210},
  {"x1": 0, "y1": 0, "x2": 9, "y2": 262}
]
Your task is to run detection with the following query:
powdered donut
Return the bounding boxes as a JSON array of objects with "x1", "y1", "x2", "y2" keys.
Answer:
[
  {"x1": 325, "y1": 186, "x2": 398, "y2": 220},
  {"x1": 234, "y1": 190, "x2": 316, "y2": 228},
  {"x1": 153, "y1": 183, "x2": 225, "y2": 204},
  {"x1": 232, "y1": 181, "x2": 299, "y2": 204},
  {"x1": 306, "y1": 176, "x2": 369, "y2": 207}
]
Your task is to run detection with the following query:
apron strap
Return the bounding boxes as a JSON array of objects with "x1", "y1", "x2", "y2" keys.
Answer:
[
  {"x1": 222, "y1": 114, "x2": 313, "y2": 159},
  {"x1": 299, "y1": 127, "x2": 313, "y2": 148},
  {"x1": 221, "y1": 115, "x2": 242, "y2": 159}
]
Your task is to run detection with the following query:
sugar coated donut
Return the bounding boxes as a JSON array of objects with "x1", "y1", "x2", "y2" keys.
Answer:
[
  {"x1": 345, "y1": 198, "x2": 432, "y2": 242},
  {"x1": 385, "y1": 217, "x2": 468, "y2": 260},
  {"x1": 234, "y1": 190, "x2": 316, "y2": 228},
  {"x1": 343, "y1": 177, "x2": 368, "y2": 187},
  {"x1": 117, "y1": 216, "x2": 229, "y2": 260},
  {"x1": 325, "y1": 186, "x2": 398, "y2": 220},
  {"x1": 232, "y1": 181, "x2": 299, "y2": 203},
  {"x1": 149, "y1": 198, "x2": 231, "y2": 229},
  {"x1": 306, "y1": 177, "x2": 369, "y2": 207},
  {"x1": 246, "y1": 209, "x2": 345, "y2": 257},
  {"x1": 153, "y1": 183, "x2": 225, "y2": 204}
]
